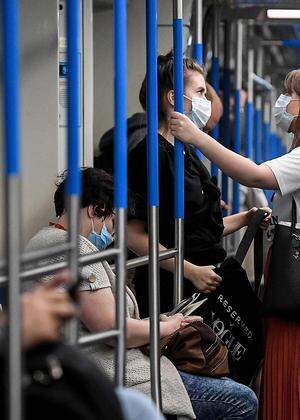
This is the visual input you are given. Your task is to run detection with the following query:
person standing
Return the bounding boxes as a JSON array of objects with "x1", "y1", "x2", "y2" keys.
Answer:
[{"x1": 169, "y1": 69, "x2": 300, "y2": 420}]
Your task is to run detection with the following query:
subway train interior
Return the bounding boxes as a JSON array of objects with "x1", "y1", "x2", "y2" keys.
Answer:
[{"x1": 1, "y1": 0, "x2": 300, "y2": 419}]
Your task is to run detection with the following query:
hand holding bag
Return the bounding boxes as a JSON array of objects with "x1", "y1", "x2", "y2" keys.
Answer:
[
  {"x1": 141, "y1": 320, "x2": 229, "y2": 377},
  {"x1": 263, "y1": 198, "x2": 300, "y2": 319}
]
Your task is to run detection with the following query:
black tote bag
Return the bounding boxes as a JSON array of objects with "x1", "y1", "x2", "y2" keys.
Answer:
[
  {"x1": 205, "y1": 210, "x2": 265, "y2": 385},
  {"x1": 263, "y1": 198, "x2": 300, "y2": 320}
]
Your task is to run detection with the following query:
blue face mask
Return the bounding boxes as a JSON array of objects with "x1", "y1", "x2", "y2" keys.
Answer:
[{"x1": 88, "y1": 220, "x2": 114, "y2": 250}]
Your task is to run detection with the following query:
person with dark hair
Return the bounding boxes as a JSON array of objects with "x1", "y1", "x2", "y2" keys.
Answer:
[
  {"x1": 95, "y1": 82, "x2": 222, "y2": 174},
  {"x1": 126, "y1": 51, "x2": 271, "y2": 318},
  {"x1": 54, "y1": 167, "x2": 115, "y2": 220},
  {"x1": 25, "y1": 167, "x2": 258, "y2": 420},
  {"x1": 0, "y1": 273, "x2": 164, "y2": 420},
  {"x1": 25, "y1": 167, "x2": 195, "y2": 419}
]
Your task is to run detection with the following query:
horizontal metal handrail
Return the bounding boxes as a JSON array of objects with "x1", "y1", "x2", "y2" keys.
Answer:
[
  {"x1": 0, "y1": 248, "x2": 121, "y2": 284},
  {"x1": 0, "y1": 246, "x2": 178, "y2": 285},
  {"x1": 110, "y1": 248, "x2": 178, "y2": 272},
  {"x1": 78, "y1": 329, "x2": 120, "y2": 346},
  {"x1": 0, "y1": 242, "x2": 74, "y2": 272}
]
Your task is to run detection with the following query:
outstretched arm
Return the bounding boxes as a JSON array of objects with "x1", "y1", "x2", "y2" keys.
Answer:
[{"x1": 170, "y1": 111, "x2": 279, "y2": 190}]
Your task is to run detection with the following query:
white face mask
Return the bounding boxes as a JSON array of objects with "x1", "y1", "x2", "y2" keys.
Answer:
[
  {"x1": 274, "y1": 94, "x2": 300, "y2": 132},
  {"x1": 183, "y1": 95, "x2": 212, "y2": 129}
]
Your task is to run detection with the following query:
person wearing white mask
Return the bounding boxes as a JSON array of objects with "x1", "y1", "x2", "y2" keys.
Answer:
[
  {"x1": 169, "y1": 69, "x2": 300, "y2": 420},
  {"x1": 127, "y1": 51, "x2": 270, "y2": 318}
]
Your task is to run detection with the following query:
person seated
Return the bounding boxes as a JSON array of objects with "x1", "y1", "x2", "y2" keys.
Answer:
[
  {"x1": 26, "y1": 167, "x2": 258, "y2": 420},
  {"x1": 0, "y1": 273, "x2": 75, "y2": 349},
  {"x1": 0, "y1": 274, "x2": 164, "y2": 420}
]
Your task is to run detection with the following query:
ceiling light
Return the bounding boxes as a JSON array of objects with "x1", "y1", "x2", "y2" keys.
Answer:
[{"x1": 267, "y1": 9, "x2": 300, "y2": 19}]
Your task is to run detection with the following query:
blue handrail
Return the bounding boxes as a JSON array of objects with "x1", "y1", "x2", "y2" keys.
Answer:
[
  {"x1": 254, "y1": 107, "x2": 262, "y2": 164},
  {"x1": 211, "y1": 56, "x2": 219, "y2": 178},
  {"x1": 221, "y1": 67, "x2": 231, "y2": 214},
  {"x1": 193, "y1": 43, "x2": 203, "y2": 161},
  {"x1": 282, "y1": 39, "x2": 300, "y2": 47},
  {"x1": 245, "y1": 101, "x2": 254, "y2": 159},
  {"x1": 114, "y1": 0, "x2": 127, "y2": 208},
  {"x1": 146, "y1": 0, "x2": 159, "y2": 206},
  {"x1": 193, "y1": 43, "x2": 203, "y2": 65},
  {"x1": 233, "y1": 89, "x2": 241, "y2": 214},
  {"x1": 263, "y1": 121, "x2": 270, "y2": 162},
  {"x1": 66, "y1": 0, "x2": 81, "y2": 196},
  {"x1": 173, "y1": 16, "x2": 184, "y2": 219},
  {"x1": 3, "y1": 0, "x2": 20, "y2": 176}
]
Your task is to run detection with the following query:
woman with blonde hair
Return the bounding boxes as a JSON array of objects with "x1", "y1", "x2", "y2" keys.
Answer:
[{"x1": 170, "y1": 69, "x2": 300, "y2": 420}]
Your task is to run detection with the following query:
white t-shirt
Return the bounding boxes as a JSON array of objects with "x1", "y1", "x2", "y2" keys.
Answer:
[{"x1": 264, "y1": 146, "x2": 300, "y2": 226}]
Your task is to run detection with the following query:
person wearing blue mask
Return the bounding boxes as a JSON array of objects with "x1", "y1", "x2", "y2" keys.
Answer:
[
  {"x1": 26, "y1": 167, "x2": 258, "y2": 420},
  {"x1": 88, "y1": 217, "x2": 114, "y2": 250}
]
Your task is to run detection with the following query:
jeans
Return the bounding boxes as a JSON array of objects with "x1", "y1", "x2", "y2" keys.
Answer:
[
  {"x1": 180, "y1": 372, "x2": 258, "y2": 420},
  {"x1": 116, "y1": 387, "x2": 165, "y2": 420}
]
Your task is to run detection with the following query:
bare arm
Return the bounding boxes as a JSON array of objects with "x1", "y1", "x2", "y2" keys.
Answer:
[
  {"x1": 127, "y1": 219, "x2": 222, "y2": 293},
  {"x1": 79, "y1": 288, "x2": 185, "y2": 348},
  {"x1": 170, "y1": 112, "x2": 279, "y2": 190},
  {"x1": 223, "y1": 212, "x2": 248, "y2": 236}
]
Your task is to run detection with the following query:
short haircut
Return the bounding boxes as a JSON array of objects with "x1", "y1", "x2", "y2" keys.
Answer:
[{"x1": 54, "y1": 167, "x2": 115, "y2": 218}]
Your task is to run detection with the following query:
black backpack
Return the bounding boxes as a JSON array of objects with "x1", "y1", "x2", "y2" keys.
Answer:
[
  {"x1": 95, "y1": 112, "x2": 147, "y2": 174},
  {"x1": 0, "y1": 342, "x2": 124, "y2": 420}
]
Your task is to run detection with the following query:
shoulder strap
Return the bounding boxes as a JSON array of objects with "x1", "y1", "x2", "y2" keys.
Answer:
[
  {"x1": 292, "y1": 197, "x2": 297, "y2": 233},
  {"x1": 235, "y1": 209, "x2": 265, "y2": 295},
  {"x1": 234, "y1": 209, "x2": 265, "y2": 295},
  {"x1": 235, "y1": 209, "x2": 265, "y2": 265},
  {"x1": 254, "y1": 228, "x2": 264, "y2": 294}
]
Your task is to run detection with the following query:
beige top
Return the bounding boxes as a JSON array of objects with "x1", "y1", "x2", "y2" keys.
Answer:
[{"x1": 26, "y1": 227, "x2": 195, "y2": 419}]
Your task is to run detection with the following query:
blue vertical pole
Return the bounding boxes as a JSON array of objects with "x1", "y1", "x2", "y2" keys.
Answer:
[
  {"x1": 146, "y1": 2, "x2": 158, "y2": 208},
  {"x1": 193, "y1": 0, "x2": 203, "y2": 160},
  {"x1": 245, "y1": 26, "x2": 254, "y2": 160},
  {"x1": 66, "y1": 0, "x2": 81, "y2": 345},
  {"x1": 270, "y1": 132, "x2": 277, "y2": 159},
  {"x1": 233, "y1": 89, "x2": 241, "y2": 214},
  {"x1": 278, "y1": 136, "x2": 282, "y2": 156},
  {"x1": 66, "y1": 0, "x2": 81, "y2": 197},
  {"x1": 173, "y1": 1, "x2": 184, "y2": 305},
  {"x1": 245, "y1": 46, "x2": 254, "y2": 159},
  {"x1": 263, "y1": 121, "x2": 270, "y2": 161},
  {"x1": 3, "y1": 1, "x2": 22, "y2": 419},
  {"x1": 193, "y1": 0, "x2": 203, "y2": 65},
  {"x1": 146, "y1": 0, "x2": 162, "y2": 409},
  {"x1": 263, "y1": 98, "x2": 271, "y2": 162},
  {"x1": 254, "y1": 46, "x2": 263, "y2": 164},
  {"x1": 232, "y1": 21, "x2": 243, "y2": 214},
  {"x1": 221, "y1": 21, "x2": 231, "y2": 216},
  {"x1": 114, "y1": 0, "x2": 127, "y2": 210},
  {"x1": 113, "y1": 0, "x2": 127, "y2": 387},
  {"x1": 193, "y1": 44, "x2": 203, "y2": 65},
  {"x1": 245, "y1": 101, "x2": 254, "y2": 158},
  {"x1": 3, "y1": 2, "x2": 20, "y2": 177},
  {"x1": 173, "y1": 4, "x2": 184, "y2": 220},
  {"x1": 211, "y1": 6, "x2": 219, "y2": 179},
  {"x1": 254, "y1": 106, "x2": 262, "y2": 163}
]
